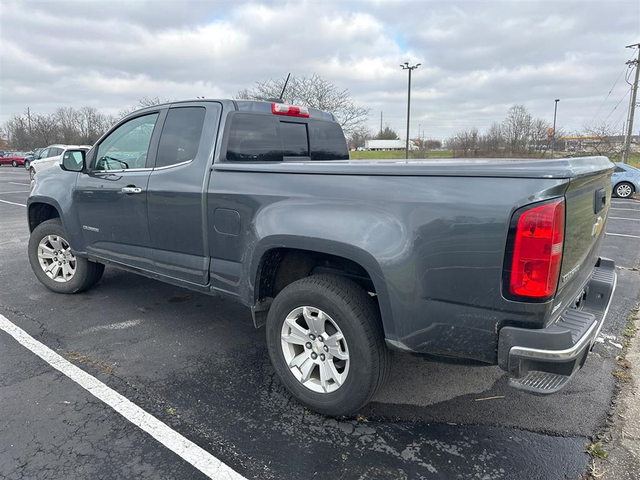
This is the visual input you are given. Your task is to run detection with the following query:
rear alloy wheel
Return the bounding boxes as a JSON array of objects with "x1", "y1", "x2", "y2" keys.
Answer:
[
  {"x1": 12, "y1": 160, "x2": 17, "y2": 167},
  {"x1": 24, "y1": 160, "x2": 30, "y2": 169},
  {"x1": 280, "y1": 306, "x2": 350, "y2": 394},
  {"x1": 266, "y1": 274, "x2": 391, "y2": 416},
  {"x1": 28, "y1": 218, "x2": 104, "y2": 294},
  {"x1": 30, "y1": 168, "x2": 36, "y2": 181},
  {"x1": 615, "y1": 182, "x2": 634, "y2": 199}
]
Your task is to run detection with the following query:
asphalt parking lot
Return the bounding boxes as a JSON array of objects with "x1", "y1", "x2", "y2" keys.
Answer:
[{"x1": 1, "y1": 166, "x2": 639, "y2": 480}]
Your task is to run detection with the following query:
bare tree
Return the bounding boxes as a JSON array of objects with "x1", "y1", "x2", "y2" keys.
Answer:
[
  {"x1": 237, "y1": 74, "x2": 370, "y2": 136},
  {"x1": 76, "y1": 107, "x2": 113, "y2": 144},
  {"x1": 3, "y1": 115, "x2": 30, "y2": 150},
  {"x1": 55, "y1": 107, "x2": 79, "y2": 144},
  {"x1": 347, "y1": 125, "x2": 373, "y2": 150},
  {"x1": 118, "y1": 96, "x2": 171, "y2": 118},
  {"x1": 2, "y1": 106, "x2": 115, "y2": 149},
  {"x1": 31, "y1": 114, "x2": 59, "y2": 147},
  {"x1": 446, "y1": 105, "x2": 554, "y2": 158},
  {"x1": 502, "y1": 105, "x2": 533, "y2": 155},
  {"x1": 581, "y1": 122, "x2": 624, "y2": 157}
]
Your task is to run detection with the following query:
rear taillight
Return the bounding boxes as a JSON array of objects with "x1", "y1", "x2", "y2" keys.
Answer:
[
  {"x1": 506, "y1": 199, "x2": 565, "y2": 300},
  {"x1": 272, "y1": 103, "x2": 310, "y2": 118}
]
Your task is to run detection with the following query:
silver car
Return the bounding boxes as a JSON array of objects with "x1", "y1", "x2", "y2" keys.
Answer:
[
  {"x1": 612, "y1": 162, "x2": 640, "y2": 198},
  {"x1": 30, "y1": 144, "x2": 91, "y2": 180}
]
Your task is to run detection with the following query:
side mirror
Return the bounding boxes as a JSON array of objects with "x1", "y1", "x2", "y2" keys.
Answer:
[{"x1": 61, "y1": 150, "x2": 86, "y2": 172}]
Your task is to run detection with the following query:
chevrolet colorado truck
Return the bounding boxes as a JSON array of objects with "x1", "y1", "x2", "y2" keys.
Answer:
[{"x1": 27, "y1": 99, "x2": 617, "y2": 415}]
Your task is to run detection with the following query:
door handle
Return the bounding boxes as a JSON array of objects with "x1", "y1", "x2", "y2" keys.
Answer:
[{"x1": 121, "y1": 186, "x2": 143, "y2": 194}]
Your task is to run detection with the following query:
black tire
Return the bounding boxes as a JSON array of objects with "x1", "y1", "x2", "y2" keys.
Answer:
[
  {"x1": 28, "y1": 218, "x2": 104, "y2": 294},
  {"x1": 30, "y1": 168, "x2": 36, "y2": 181},
  {"x1": 266, "y1": 274, "x2": 391, "y2": 416},
  {"x1": 24, "y1": 160, "x2": 30, "y2": 169},
  {"x1": 614, "y1": 182, "x2": 635, "y2": 199},
  {"x1": 12, "y1": 160, "x2": 17, "y2": 167}
]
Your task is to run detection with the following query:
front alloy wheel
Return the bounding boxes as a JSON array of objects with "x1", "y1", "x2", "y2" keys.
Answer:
[
  {"x1": 28, "y1": 218, "x2": 105, "y2": 294},
  {"x1": 615, "y1": 183, "x2": 634, "y2": 198},
  {"x1": 280, "y1": 306, "x2": 350, "y2": 393},
  {"x1": 37, "y1": 235, "x2": 76, "y2": 282}
]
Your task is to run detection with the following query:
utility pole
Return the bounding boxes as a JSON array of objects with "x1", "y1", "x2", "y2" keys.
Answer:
[
  {"x1": 400, "y1": 62, "x2": 420, "y2": 159},
  {"x1": 622, "y1": 42, "x2": 640, "y2": 164},
  {"x1": 26, "y1": 107, "x2": 32, "y2": 133},
  {"x1": 551, "y1": 99, "x2": 560, "y2": 157},
  {"x1": 380, "y1": 111, "x2": 383, "y2": 137}
]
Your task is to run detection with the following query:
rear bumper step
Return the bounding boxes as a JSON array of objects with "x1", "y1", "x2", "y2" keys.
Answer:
[{"x1": 498, "y1": 257, "x2": 617, "y2": 394}]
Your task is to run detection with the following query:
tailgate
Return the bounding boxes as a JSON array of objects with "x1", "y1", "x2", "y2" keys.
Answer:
[{"x1": 557, "y1": 160, "x2": 614, "y2": 298}]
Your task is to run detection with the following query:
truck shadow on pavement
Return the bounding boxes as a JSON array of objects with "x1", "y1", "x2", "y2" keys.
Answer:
[{"x1": 12, "y1": 265, "x2": 638, "y2": 480}]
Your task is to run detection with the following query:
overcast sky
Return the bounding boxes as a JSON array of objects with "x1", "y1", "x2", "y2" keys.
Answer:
[{"x1": 1, "y1": 0, "x2": 639, "y2": 140}]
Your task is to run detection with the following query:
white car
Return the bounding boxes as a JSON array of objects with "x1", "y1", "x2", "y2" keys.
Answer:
[{"x1": 30, "y1": 144, "x2": 91, "y2": 180}]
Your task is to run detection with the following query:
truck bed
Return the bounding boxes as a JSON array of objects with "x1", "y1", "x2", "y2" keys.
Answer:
[{"x1": 213, "y1": 156, "x2": 613, "y2": 179}]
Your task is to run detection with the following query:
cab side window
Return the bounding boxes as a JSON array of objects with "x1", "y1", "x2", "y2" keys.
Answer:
[
  {"x1": 95, "y1": 113, "x2": 159, "y2": 171},
  {"x1": 155, "y1": 107, "x2": 206, "y2": 168}
]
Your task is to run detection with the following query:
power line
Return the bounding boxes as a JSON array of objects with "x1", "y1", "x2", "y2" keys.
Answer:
[
  {"x1": 601, "y1": 89, "x2": 632, "y2": 123},
  {"x1": 612, "y1": 93, "x2": 630, "y2": 129},
  {"x1": 589, "y1": 46, "x2": 638, "y2": 126}
]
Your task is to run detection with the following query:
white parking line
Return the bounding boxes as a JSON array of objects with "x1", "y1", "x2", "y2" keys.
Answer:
[
  {"x1": 609, "y1": 217, "x2": 640, "y2": 222},
  {"x1": 8, "y1": 182, "x2": 30, "y2": 186},
  {"x1": 0, "y1": 199, "x2": 26, "y2": 207},
  {"x1": 0, "y1": 190, "x2": 30, "y2": 194},
  {"x1": 0, "y1": 314, "x2": 246, "y2": 480},
  {"x1": 607, "y1": 232, "x2": 640, "y2": 239},
  {"x1": 611, "y1": 207, "x2": 640, "y2": 212}
]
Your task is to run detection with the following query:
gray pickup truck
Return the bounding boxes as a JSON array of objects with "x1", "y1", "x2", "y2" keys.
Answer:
[{"x1": 27, "y1": 99, "x2": 616, "y2": 415}]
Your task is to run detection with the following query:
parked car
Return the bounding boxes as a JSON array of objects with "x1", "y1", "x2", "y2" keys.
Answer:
[
  {"x1": 0, "y1": 150, "x2": 7, "y2": 157},
  {"x1": 0, "y1": 152, "x2": 27, "y2": 167},
  {"x1": 24, "y1": 148, "x2": 45, "y2": 170},
  {"x1": 29, "y1": 145, "x2": 91, "y2": 180},
  {"x1": 612, "y1": 162, "x2": 640, "y2": 198},
  {"x1": 27, "y1": 99, "x2": 616, "y2": 415}
]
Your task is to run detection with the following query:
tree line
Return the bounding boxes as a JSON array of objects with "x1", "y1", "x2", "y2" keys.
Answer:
[
  {"x1": 1, "y1": 107, "x2": 114, "y2": 151},
  {"x1": 0, "y1": 97, "x2": 171, "y2": 151},
  {"x1": 444, "y1": 105, "x2": 560, "y2": 158}
]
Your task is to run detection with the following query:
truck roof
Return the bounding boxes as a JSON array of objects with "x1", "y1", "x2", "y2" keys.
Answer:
[{"x1": 129, "y1": 99, "x2": 337, "y2": 122}]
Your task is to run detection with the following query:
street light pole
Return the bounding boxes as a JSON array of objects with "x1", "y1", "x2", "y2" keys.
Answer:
[
  {"x1": 400, "y1": 62, "x2": 420, "y2": 159},
  {"x1": 552, "y1": 98, "x2": 560, "y2": 158}
]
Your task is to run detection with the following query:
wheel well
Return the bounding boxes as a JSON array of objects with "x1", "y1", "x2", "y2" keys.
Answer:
[
  {"x1": 28, "y1": 203, "x2": 60, "y2": 232},
  {"x1": 253, "y1": 248, "x2": 376, "y2": 324}
]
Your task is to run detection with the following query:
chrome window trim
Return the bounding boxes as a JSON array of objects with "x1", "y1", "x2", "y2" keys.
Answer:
[
  {"x1": 92, "y1": 167, "x2": 153, "y2": 174},
  {"x1": 153, "y1": 159, "x2": 193, "y2": 171}
]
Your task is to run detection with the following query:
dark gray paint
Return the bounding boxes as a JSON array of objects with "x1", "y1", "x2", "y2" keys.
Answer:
[{"x1": 27, "y1": 99, "x2": 614, "y2": 365}]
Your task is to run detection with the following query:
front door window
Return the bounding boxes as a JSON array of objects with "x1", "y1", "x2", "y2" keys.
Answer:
[{"x1": 95, "y1": 114, "x2": 159, "y2": 171}]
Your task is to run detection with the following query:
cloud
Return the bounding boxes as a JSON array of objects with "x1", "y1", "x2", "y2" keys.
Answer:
[{"x1": 1, "y1": 0, "x2": 638, "y2": 139}]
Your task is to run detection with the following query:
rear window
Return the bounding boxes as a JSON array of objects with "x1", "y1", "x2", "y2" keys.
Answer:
[
  {"x1": 309, "y1": 121, "x2": 348, "y2": 160},
  {"x1": 226, "y1": 114, "x2": 347, "y2": 162}
]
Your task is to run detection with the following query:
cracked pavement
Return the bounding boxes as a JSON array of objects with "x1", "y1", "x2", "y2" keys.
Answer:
[{"x1": 1, "y1": 167, "x2": 639, "y2": 479}]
